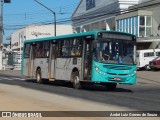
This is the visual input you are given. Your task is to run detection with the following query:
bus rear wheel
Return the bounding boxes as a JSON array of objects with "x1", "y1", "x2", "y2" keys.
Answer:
[
  {"x1": 36, "y1": 69, "x2": 49, "y2": 84},
  {"x1": 104, "y1": 83, "x2": 117, "y2": 91},
  {"x1": 72, "y1": 71, "x2": 81, "y2": 89},
  {"x1": 36, "y1": 69, "x2": 43, "y2": 84}
]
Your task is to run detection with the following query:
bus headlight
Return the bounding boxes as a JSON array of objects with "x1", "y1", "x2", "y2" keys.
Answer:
[
  {"x1": 130, "y1": 71, "x2": 136, "y2": 76},
  {"x1": 95, "y1": 66, "x2": 106, "y2": 75},
  {"x1": 95, "y1": 67, "x2": 99, "y2": 71}
]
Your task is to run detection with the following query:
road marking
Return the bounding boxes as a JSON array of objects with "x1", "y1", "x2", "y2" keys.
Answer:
[{"x1": 0, "y1": 77, "x2": 25, "y2": 81}]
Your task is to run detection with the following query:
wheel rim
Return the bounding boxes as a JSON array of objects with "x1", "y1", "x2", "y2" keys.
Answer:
[
  {"x1": 37, "y1": 72, "x2": 41, "y2": 82},
  {"x1": 74, "y1": 76, "x2": 79, "y2": 85},
  {"x1": 73, "y1": 73, "x2": 81, "y2": 89}
]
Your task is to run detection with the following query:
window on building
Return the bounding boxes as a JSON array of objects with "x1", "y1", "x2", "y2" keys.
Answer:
[
  {"x1": 140, "y1": 16, "x2": 145, "y2": 26},
  {"x1": 139, "y1": 16, "x2": 152, "y2": 37},
  {"x1": 86, "y1": 0, "x2": 95, "y2": 10},
  {"x1": 116, "y1": 16, "x2": 138, "y2": 36},
  {"x1": 116, "y1": 15, "x2": 152, "y2": 37}
]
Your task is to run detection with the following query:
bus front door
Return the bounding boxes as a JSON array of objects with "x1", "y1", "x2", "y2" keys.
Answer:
[
  {"x1": 48, "y1": 43, "x2": 56, "y2": 79},
  {"x1": 83, "y1": 40, "x2": 92, "y2": 80},
  {"x1": 28, "y1": 44, "x2": 36, "y2": 77}
]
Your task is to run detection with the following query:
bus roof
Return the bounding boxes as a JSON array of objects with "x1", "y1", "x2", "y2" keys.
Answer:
[{"x1": 24, "y1": 30, "x2": 136, "y2": 43}]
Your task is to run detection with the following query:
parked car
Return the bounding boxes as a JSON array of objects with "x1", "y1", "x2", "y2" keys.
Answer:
[
  {"x1": 149, "y1": 57, "x2": 160, "y2": 70},
  {"x1": 136, "y1": 49, "x2": 160, "y2": 70}
]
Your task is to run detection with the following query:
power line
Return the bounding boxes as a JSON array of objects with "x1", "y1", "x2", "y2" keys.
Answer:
[{"x1": 4, "y1": 1, "x2": 160, "y2": 31}]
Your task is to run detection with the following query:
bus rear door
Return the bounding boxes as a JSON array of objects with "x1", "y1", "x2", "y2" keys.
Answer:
[
  {"x1": 28, "y1": 43, "x2": 36, "y2": 77},
  {"x1": 48, "y1": 43, "x2": 56, "y2": 79}
]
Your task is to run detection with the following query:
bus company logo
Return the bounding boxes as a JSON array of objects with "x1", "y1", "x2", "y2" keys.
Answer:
[
  {"x1": 31, "y1": 31, "x2": 51, "y2": 36},
  {"x1": 2, "y1": 112, "x2": 11, "y2": 117}
]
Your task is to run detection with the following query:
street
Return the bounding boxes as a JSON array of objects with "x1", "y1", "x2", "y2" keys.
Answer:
[{"x1": 0, "y1": 70, "x2": 160, "y2": 120}]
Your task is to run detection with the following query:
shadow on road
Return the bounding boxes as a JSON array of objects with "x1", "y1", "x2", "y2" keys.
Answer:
[{"x1": 25, "y1": 79, "x2": 133, "y2": 93}]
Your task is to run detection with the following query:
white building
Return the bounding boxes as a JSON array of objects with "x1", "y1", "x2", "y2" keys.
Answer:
[
  {"x1": 11, "y1": 24, "x2": 73, "y2": 51},
  {"x1": 10, "y1": 24, "x2": 73, "y2": 70},
  {"x1": 72, "y1": 0, "x2": 160, "y2": 50},
  {"x1": 115, "y1": 0, "x2": 160, "y2": 49},
  {"x1": 72, "y1": 0, "x2": 139, "y2": 32}
]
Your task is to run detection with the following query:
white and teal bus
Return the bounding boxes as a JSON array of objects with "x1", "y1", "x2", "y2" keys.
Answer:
[{"x1": 22, "y1": 30, "x2": 137, "y2": 90}]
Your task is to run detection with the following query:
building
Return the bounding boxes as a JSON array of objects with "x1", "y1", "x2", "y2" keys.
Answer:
[
  {"x1": 72, "y1": 0, "x2": 160, "y2": 50},
  {"x1": 11, "y1": 24, "x2": 73, "y2": 51},
  {"x1": 72, "y1": 0, "x2": 139, "y2": 33},
  {"x1": 2, "y1": 44, "x2": 14, "y2": 70},
  {"x1": 10, "y1": 24, "x2": 73, "y2": 70},
  {"x1": 115, "y1": 0, "x2": 160, "y2": 49}
]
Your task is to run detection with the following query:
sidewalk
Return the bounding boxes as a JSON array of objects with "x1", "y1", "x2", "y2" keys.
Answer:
[{"x1": 0, "y1": 70, "x2": 21, "y2": 77}]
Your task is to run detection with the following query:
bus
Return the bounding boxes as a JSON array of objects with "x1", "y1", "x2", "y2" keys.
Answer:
[{"x1": 22, "y1": 30, "x2": 137, "y2": 90}]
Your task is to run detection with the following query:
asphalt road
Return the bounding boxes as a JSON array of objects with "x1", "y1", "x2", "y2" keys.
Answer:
[{"x1": 0, "y1": 72, "x2": 160, "y2": 112}]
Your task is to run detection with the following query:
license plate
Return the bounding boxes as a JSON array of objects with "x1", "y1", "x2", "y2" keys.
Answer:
[{"x1": 114, "y1": 77, "x2": 121, "y2": 80}]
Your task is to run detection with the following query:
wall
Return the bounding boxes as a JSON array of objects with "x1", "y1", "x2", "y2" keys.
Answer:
[
  {"x1": 72, "y1": 0, "x2": 139, "y2": 31},
  {"x1": 152, "y1": 6, "x2": 160, "y2": 37},
  {"x1": 11, "y1": 24, "x2": 73, "y2": 50},
  {"x1": 73, "y1": 0, "x2": 117, "y2": 18}
]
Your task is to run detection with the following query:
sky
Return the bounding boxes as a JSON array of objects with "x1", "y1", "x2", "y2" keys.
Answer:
[{"x1": 3, "y1": 0, "x2": 80, "y2": 44}]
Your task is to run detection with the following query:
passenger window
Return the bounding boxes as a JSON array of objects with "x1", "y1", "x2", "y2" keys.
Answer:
[
  {"x1": 156, "y1": 52, "x2": 160, "y2": 56},
  {"x1": 144, "y1": 52, "x2": 154, "y2": 57},
  {"x1": 71, "y1": 38, "x2": 82, "y2": 56},
  {"x1": 44, "y1": 41, "x2": 50, "y2": 57},
  {"x1": 62, "y1": 40, "x2": 70, "y2": 57},
  {"x1": 136, "y1": 52, "x2": 139, "y2": 57},
  {"x1": 36, "y1": 42, "x2": 44, "y2": 57},
  {"x1": 57, "y1": 40, "x2": 70, "y2": 57}
]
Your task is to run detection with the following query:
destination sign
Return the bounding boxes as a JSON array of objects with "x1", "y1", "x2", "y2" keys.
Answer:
[{"x1": 100, "y1": 32, "x2": 134, "y2": 41}]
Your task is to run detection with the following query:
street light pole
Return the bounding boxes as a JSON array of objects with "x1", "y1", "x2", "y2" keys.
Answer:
[
  {"x1": 0, "y1": 0, "x2": 3, "y2": 49},
  {"x1": 34, "y1": 0, "x2": 56, "y2": 36}
]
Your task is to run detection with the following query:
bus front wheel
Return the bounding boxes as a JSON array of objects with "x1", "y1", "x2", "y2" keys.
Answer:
[
  {"x1": 104, "y1": 83, "x2": 117, "y2": 91},
  {"x1": 72, "y1": 71, "x2": 81, "y2": 89}
]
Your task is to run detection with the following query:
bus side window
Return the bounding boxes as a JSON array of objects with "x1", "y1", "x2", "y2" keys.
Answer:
[
  {"x1": 71, "y1": 38, "x2": 82, "y2": 56},
  {"x1": 44, "y1": 41, "x2": 50, "y2": 57},
  {"x1": 24, "y1": 44, "x2": 30, "y2": 58},
  {"x1": 36, "y1": 42, "x2": 44, "y2": 57},
  {"x1": 62, "y1": 40, "x2": 70, "y2": 57}
]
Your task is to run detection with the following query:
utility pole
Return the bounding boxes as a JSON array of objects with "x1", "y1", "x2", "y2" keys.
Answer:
[
  {"x1": 0, "y1": 0, "x2": 3, "y2": 50},
  {"x1": 0, "y1": 0, "x2": 3, "y2": 70},
  {"x1": 34, "y1": 0, "x2": 56, "y2": 36}
]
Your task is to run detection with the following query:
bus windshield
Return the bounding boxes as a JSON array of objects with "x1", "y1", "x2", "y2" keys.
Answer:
[{"x1": 93, "y1": 39, "x2": 135, "y2": 65}]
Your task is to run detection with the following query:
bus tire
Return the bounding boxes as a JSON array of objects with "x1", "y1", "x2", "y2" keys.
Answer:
[
  {"x1": 36, "y1": 69, "x2": 43, "y2": 84},
  {"x1": 105, "y1": 83, "x2": 117, "y2": 91},
  {"x1": 72, "y1": 71, "x2": 81, "y2": 89}
]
